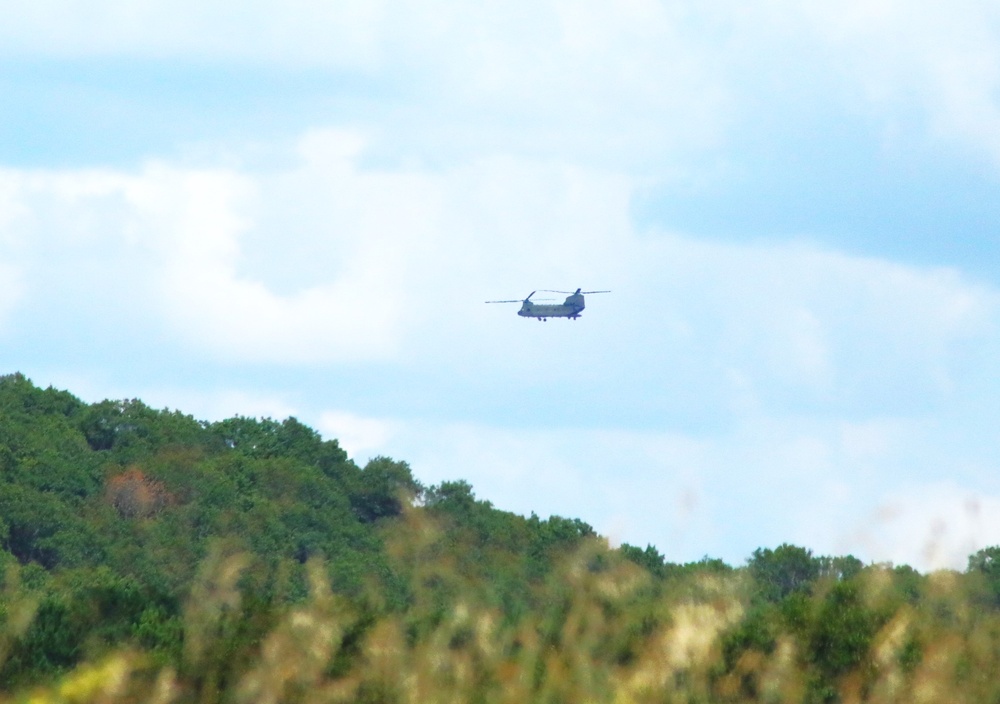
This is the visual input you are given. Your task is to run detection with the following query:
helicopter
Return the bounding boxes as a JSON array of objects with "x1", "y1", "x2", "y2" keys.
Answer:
[{"x1": 485, "y1": 288, "x2": 610, "y2": 321}]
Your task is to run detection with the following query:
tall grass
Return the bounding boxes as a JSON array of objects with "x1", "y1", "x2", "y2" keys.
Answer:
[{"x1": 5, "y1": 512, "x2": 1000, "y2": 703}]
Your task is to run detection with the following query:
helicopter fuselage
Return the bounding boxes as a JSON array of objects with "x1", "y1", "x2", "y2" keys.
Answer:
[
  {"x1": 487, "y1": 288, "x2": 607, "y2": 320},
  {"x1": 518, "y1": 293, "x2": 585, "y2": 320}
]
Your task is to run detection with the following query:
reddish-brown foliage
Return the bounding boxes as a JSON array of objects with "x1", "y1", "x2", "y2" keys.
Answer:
[{"x1": 105, "y1": 467, "x2": 170, "y2": 518}]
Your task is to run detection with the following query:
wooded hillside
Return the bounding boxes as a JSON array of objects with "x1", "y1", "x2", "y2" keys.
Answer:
[{"x1": 2, "y1": 372, "x2": 1000, "y2": 703}]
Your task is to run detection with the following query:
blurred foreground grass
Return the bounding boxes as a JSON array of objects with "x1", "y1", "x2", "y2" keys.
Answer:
[{"x1": 5, "y1": 509, "x2": 1000, "y2": 704}]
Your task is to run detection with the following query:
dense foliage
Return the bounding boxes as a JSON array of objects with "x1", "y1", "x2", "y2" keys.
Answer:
[{"x1": 1, "y1": 372, "x2": 1000, "y2": 702}]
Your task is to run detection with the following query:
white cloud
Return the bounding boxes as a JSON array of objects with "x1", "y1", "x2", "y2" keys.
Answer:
[
  {"x1": 784, "y1": 1, "x2": 1000, "y2": 163},
  {"x1": 0, "y1": 171, "x2": 27, "y2": 326},
  {"x1": 0, "y1": 135, "x2": 424, "y2": 363},
  {"x1": 0, "y1": 264, "x2": 24, "y2": 329},
  {"x1": 128, "y1": 158, "x2": 408, "y2": 364},
  {"x1": 317, "y1": 411, "x2": 397, "y2": 460},
  {"x1": 848, "y1": 483, "x2": 1000, "y2": 571},
  {"x1": 315, "y1": 410, "x2": 1000, "y2": 570},
  {"x1": 625, "y1": 235, "x2": 999, "y2": 416}
]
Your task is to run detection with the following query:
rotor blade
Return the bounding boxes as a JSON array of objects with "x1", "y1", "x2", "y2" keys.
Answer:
[
  {"x1": 485, "y1": 299, "x2": 522, "y2": 303},
  {"x1": 540, "y1": 289, "x2": 611, "y2": 294}
]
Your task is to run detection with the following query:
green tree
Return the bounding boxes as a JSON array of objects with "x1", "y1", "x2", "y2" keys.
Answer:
[
  {"x1": 969, "y1": 546, "x2": 1000, "y2": 606},
  {"x1": 809, "y1": 579, "x2": 879, "y2": 682},
  {"x1": 817, "y1": 554, "x2": 864, "y2": 582},
  {"x1": 351, "y1": 457, "x2": 421, "y2": 523},
  {"x1": 619, "y1": 543, "x2": 666, "y2": 577},
  {"x1": 77, "y1": 398, "x2": 206, "y2": 458},
  {"x1": 0, "y1": 373, "x2": 84, "y2": 418},
  {"x1": 748, "y1": 543, "x2": 820, "y2": 602}
]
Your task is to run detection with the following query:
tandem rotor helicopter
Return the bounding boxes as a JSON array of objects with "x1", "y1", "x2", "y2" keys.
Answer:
[{"x1": 485, "y1": 288, "x2": 610, "y2": 321}]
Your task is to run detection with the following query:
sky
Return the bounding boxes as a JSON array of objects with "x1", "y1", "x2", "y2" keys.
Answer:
[{"x1": 3, "y1": 1, "x2": 1000, "y2": 571}]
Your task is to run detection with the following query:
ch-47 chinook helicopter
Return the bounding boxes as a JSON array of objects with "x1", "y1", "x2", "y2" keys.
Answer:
[{"x1": 485, "y1": 288, "x2": 610, "y2": 321}]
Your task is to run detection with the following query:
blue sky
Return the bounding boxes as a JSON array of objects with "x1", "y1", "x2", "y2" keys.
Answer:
[{"x1": 4, "y1": 1, "x2": 1000, "y2": 570}]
